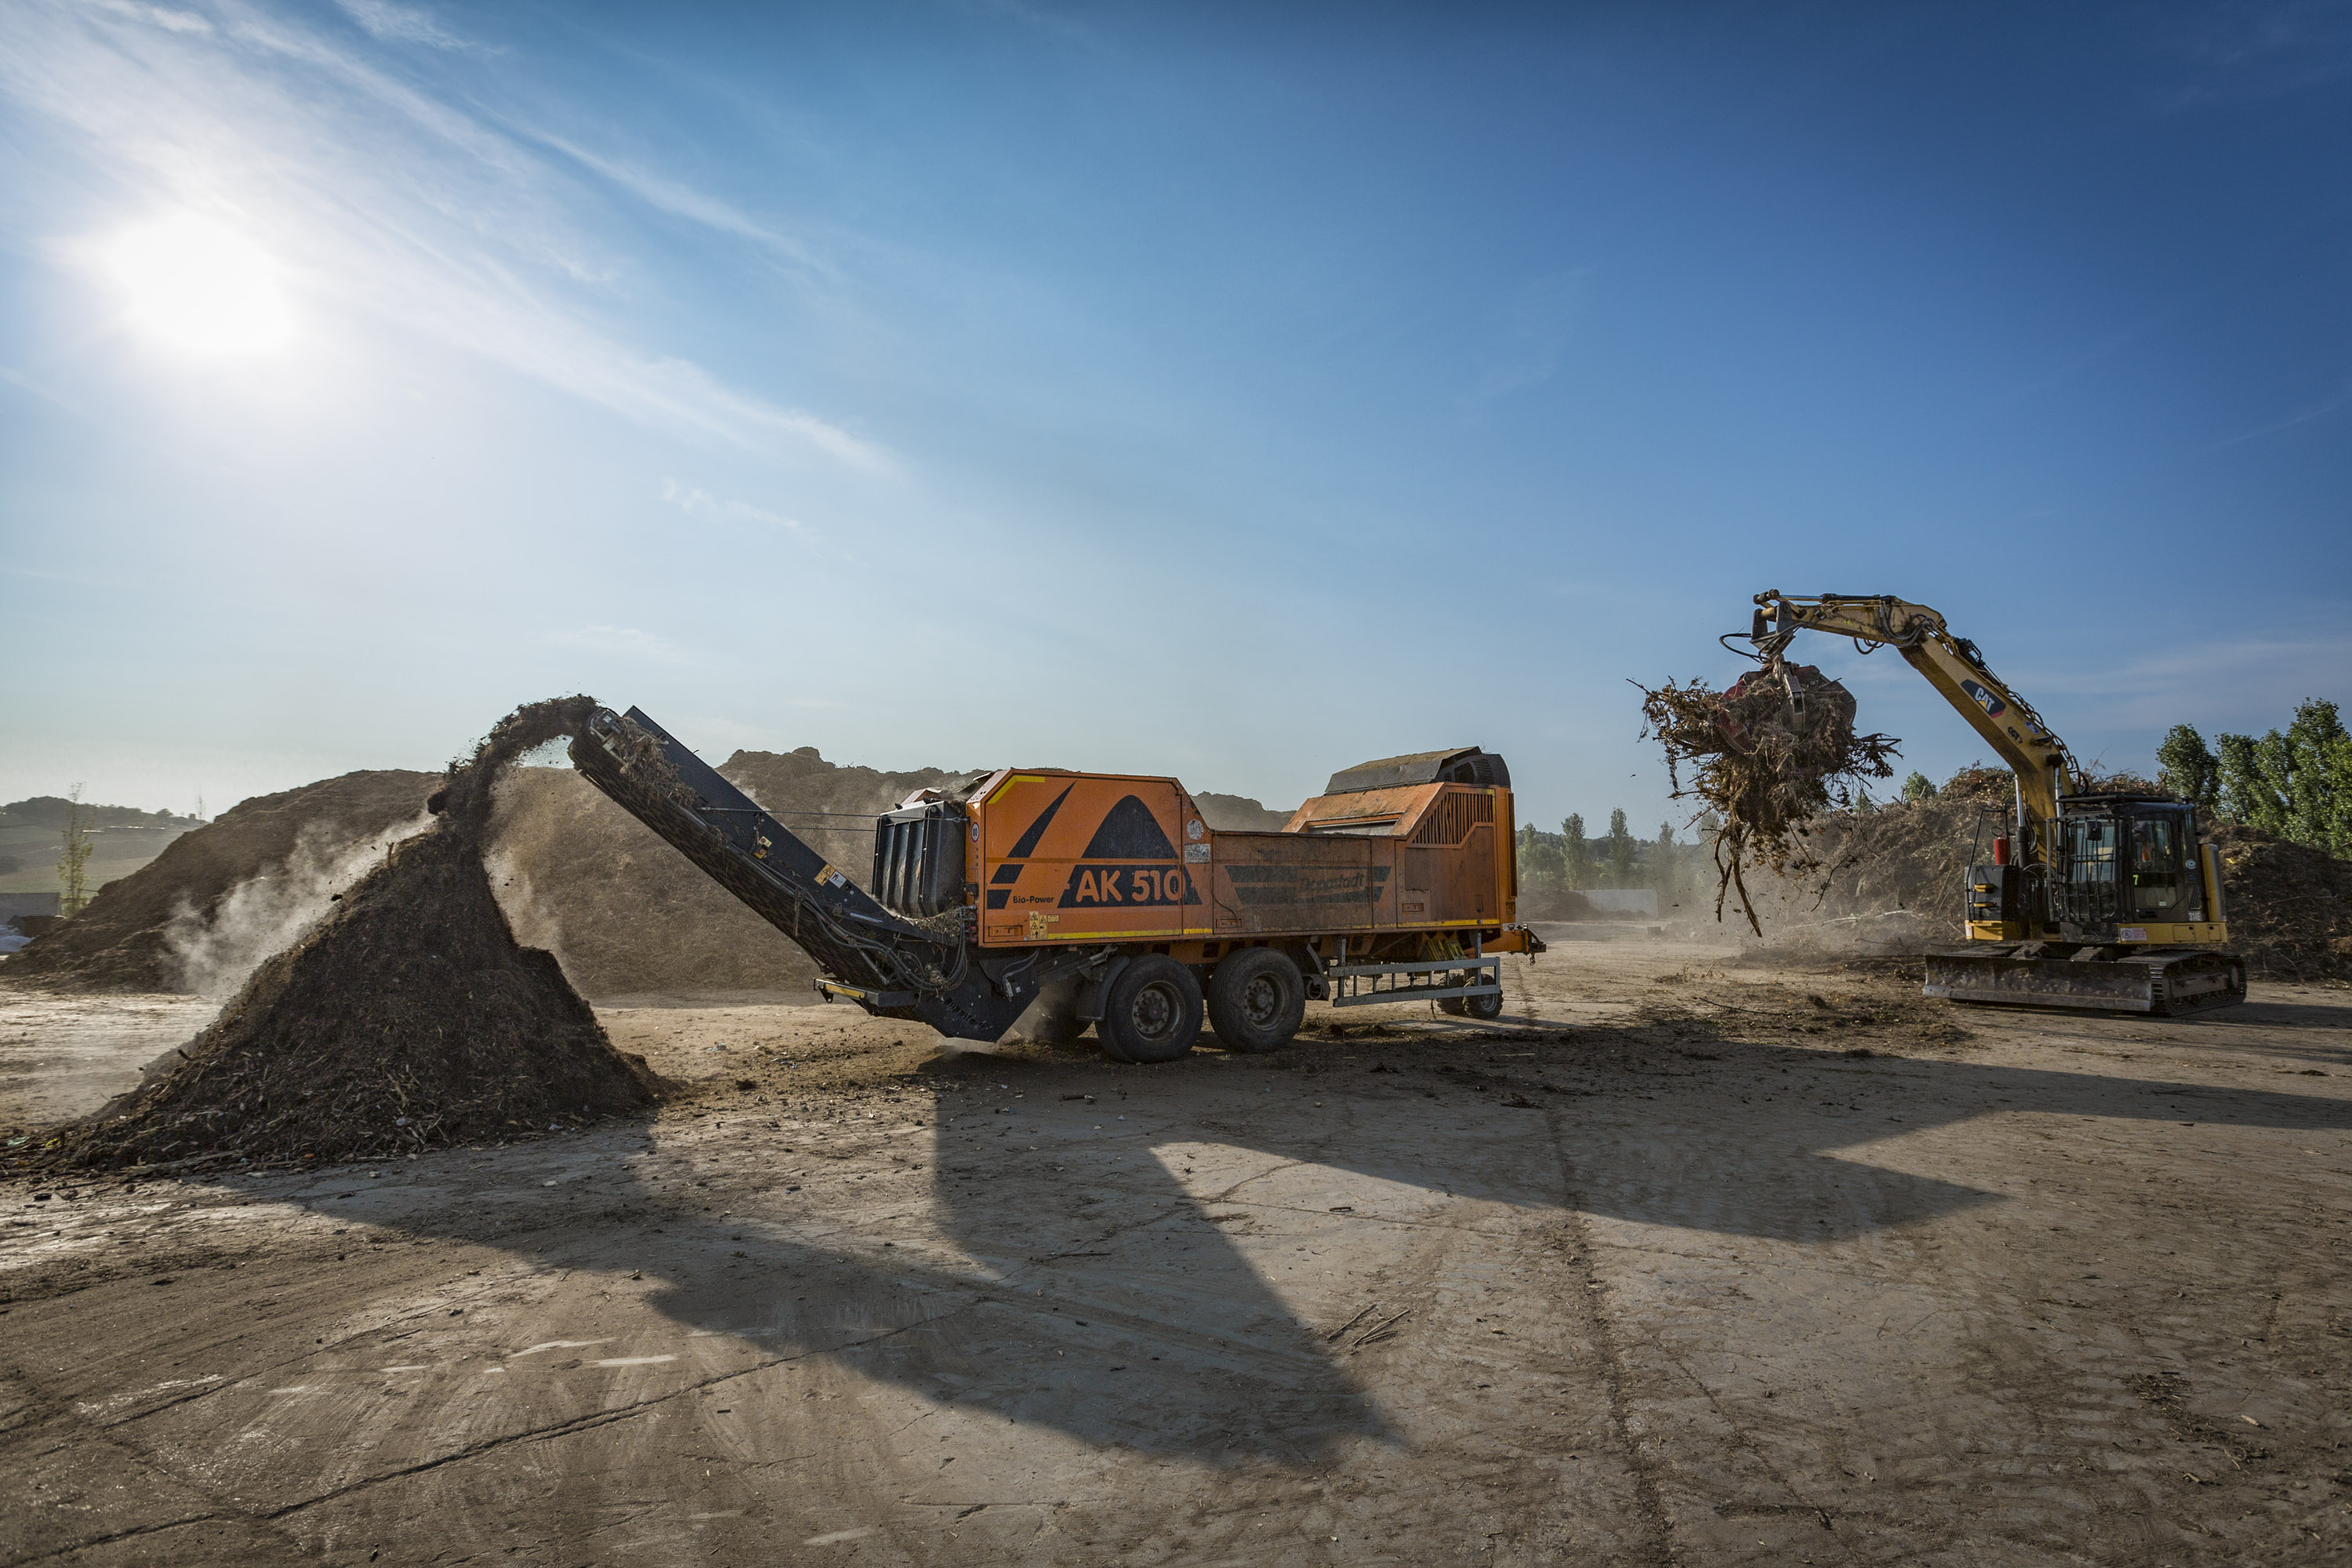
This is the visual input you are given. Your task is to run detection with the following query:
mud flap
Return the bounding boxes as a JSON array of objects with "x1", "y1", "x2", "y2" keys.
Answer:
[{"x1": 1074, "y1": 956, "x2": 1131, "y2": 1022}]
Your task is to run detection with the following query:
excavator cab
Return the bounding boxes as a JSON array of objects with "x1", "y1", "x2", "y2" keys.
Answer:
[
  {"x1": 2053, "y1": 797, "x2": 2205, "y2": 937},
  {"x1": 1932, "y1": 793, "x2": 2243, "y2": 1015}
]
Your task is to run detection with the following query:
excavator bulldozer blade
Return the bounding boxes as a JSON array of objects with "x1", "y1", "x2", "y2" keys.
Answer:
[{"x1": 1922, "y1": 946, "x2": 2246, "y2": 1017}]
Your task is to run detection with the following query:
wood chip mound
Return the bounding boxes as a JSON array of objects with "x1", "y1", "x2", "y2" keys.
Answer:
[{"x1": 14, "y1": 698, "x2": 662, "y2": 1174}]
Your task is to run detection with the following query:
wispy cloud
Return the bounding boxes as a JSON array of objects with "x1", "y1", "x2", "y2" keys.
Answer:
[
  {"x1": 527, "y1": 131, "x2": 832, "y2": 279},
  {"x1": 660, "y1": 477, "x2": 825, "y2": 545},
  {"x1": 1795, "y1": 622, "x2": 2352, "y2": 753},
  {"x1": 2203, "y1": 373, "x2": 2352, "y2": 451},
  {"x1": 2157, "y1": 2, "x2": 2352, "y2": 109},
  {"x1": 94, "y1": 1, "x2": 211, "y2": 34},
  {"x1": 0, "y1": 0, "x2": 884, "y2": 467},
  {"x1": 334, "y1": 0, "x2": 470, "y2": 52},
  {"x1": 546, "y1": 624, "x2": 698, "y2": 664},
  {"x1": 2019, "y1": 630, "x2": 2352, "y2": 724}
]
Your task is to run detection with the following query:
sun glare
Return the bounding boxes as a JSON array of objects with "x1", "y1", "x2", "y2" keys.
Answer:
[{"x1": 101, "y1": 214, "x2": 296, "y2": 356}]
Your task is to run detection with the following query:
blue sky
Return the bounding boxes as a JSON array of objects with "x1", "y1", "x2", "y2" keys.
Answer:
[{"x1": 2, "y1": 1, "x2": 2347, "y2": 835}]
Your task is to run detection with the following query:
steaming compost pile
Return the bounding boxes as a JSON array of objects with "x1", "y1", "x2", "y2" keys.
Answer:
[
  {"x1": 1639, "y1": 662, "x2": 1900, "y2": 933},
  {"x1": 20, "y1": 698, "x2": 659, "y2": 1173},
  {"x1": 1, "y1": 770, "x2": 441, "y2": 993}
]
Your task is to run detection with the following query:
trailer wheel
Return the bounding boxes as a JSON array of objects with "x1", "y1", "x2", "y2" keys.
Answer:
[
  {"x1": 1207, "y1": 949, "x2": 1305, "y2": 1054},
  {"x1": 1098, "y1": 956, "x2": 1203, "y2": 1064},
  {"x1": 1436, "y1": 969, "x2": 1503, "y2": 1021}
]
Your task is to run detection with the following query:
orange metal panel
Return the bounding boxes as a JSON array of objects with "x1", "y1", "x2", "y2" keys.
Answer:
[
  {"x1": 971, "y1": 769, "x2": 1519, "y2": 948},
  {"x1": 975, "y1": 772, "x2": 1200, "y2": 945},
  {"x1": 1209, "y1": 830, "x2": 1382, "y2": 936}
]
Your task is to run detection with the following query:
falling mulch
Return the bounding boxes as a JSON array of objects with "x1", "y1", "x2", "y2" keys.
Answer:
[
  {"x1": 10, "y1": 698, "x2": 662, "y2": 1174},
  {"x1": 1639, "y1": 663, "x2": 1900, "y2": 935}
]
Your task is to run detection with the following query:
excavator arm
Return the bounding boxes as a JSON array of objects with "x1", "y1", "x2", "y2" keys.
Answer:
[{"x1": 1748, "y1": 591, "x2": 2078, "y2": 827}]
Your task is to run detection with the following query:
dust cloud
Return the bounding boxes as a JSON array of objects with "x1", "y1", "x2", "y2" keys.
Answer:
[{"x1": 164, "y1": 811, "x2": 434, "y2": 996}]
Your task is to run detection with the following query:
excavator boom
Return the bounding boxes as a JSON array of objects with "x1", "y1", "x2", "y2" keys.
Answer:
[{"x1": 1750, "y1": 593, "x2": 2074, "y2": 822}]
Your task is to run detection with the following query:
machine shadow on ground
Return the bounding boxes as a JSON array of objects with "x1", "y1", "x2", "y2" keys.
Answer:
[{"x1": 257, "y1": 1014, "x2": 2352, "y2": 1467}]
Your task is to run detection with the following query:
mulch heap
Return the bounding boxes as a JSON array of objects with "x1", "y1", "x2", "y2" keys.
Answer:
[
  {"x1": 1803, "y1": 764, "x2": 2017, "y2": 924},
  {"x1": 2212, "y1": 823, "x2": 2352, "y2": 982},
  {"x1": 1639, "y1": 662, "x2": 1900, "y2": 934},
  {"x1": 12, "y1": 697, "x2": 662, "y2": 1176},
  {"x1": 0, "y1": 768, "x2": 441, "y2": 993}
]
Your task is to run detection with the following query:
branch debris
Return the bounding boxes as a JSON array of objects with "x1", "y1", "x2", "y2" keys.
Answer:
[{"x1": 1638, "y1": 663, "x2": 1900, "y2": 935}]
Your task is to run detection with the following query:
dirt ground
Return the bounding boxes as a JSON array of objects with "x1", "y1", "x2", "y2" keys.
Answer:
[{"x1": 2, "y1": 936, "x2": 2348, "y2": 1566}]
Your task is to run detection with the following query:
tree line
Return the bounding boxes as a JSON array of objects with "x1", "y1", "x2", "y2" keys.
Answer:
[
  {"x1": 2155, "y1": 699, "x2": 2351, "y2": 858},
  {"x1": 1515, "y1": 806, "x2": 1720, "y2": 907}
]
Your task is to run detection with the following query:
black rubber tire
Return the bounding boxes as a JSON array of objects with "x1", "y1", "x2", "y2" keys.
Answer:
[
  {"x1": 1098, "y1": 956, "x2": 1203, "y2": 1064},
  {"x1": 1206, "y1": 948, "x2": 1305, "y2": 1054},
  {"x1": 1461, "y1": 984, "x2": 1504, "y2": 1022},
  {"x1": 1437, "y1": 993, "x2": 1468, "y2": 1017}
]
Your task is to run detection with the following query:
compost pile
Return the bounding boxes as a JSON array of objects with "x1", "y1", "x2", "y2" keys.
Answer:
[
  {"x1": 1639, "y1": 662, "x2": 1900, "y2": 934},
  {"x1": 1, "y1": 770, "x2": 441, "y2": 993},
  {"x1": 2211, "y1": 823, "x2": 2352, "y2": 982},
  {"x1": 20, "y1": 697, "x2": 661, "y2": 1174},
  {"x1": 1809, "y1": 766, "x2": 2015, "y2": 916}
]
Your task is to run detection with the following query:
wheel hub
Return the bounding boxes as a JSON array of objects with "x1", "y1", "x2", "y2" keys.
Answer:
[{"x1": 1129, "y1": 982, "x2": 1180, "y2": 1041}]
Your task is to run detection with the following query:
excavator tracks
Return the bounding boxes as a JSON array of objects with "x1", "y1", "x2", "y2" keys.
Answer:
[{"x1": 1923, "y1": 944, "x2": 2248, "y2": 1017}]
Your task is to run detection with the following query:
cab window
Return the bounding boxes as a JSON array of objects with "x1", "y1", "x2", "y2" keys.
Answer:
[
  {"x1": 2129, "y1": 813, "x2": 2191, "y2": 917},
  {"x1": 2060, "y1": 816, "x2": 2119, "y2": 926}
]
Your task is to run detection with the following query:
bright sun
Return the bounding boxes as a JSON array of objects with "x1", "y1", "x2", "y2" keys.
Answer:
[{"x1": 100, "y1": 213, "x2": 296, "y2": 356}]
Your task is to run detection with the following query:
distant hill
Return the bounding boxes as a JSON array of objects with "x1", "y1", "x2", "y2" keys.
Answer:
[{"x1": 1, "y1": 797, "x2": 201, "y2": 830}]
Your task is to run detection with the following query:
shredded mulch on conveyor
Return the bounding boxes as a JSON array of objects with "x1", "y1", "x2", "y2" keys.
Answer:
[
  {"x1": 10, "y1": 698, "x2": 662, "y2": 1174},
  {"x1": 1639, "y1": 664, "x2": 1900, "y2": 935}
]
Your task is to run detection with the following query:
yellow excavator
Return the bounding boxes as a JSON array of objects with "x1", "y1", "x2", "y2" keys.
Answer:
[{"x1": 1743, "y1": 592, "x2": 2245, "y2": 1015}]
